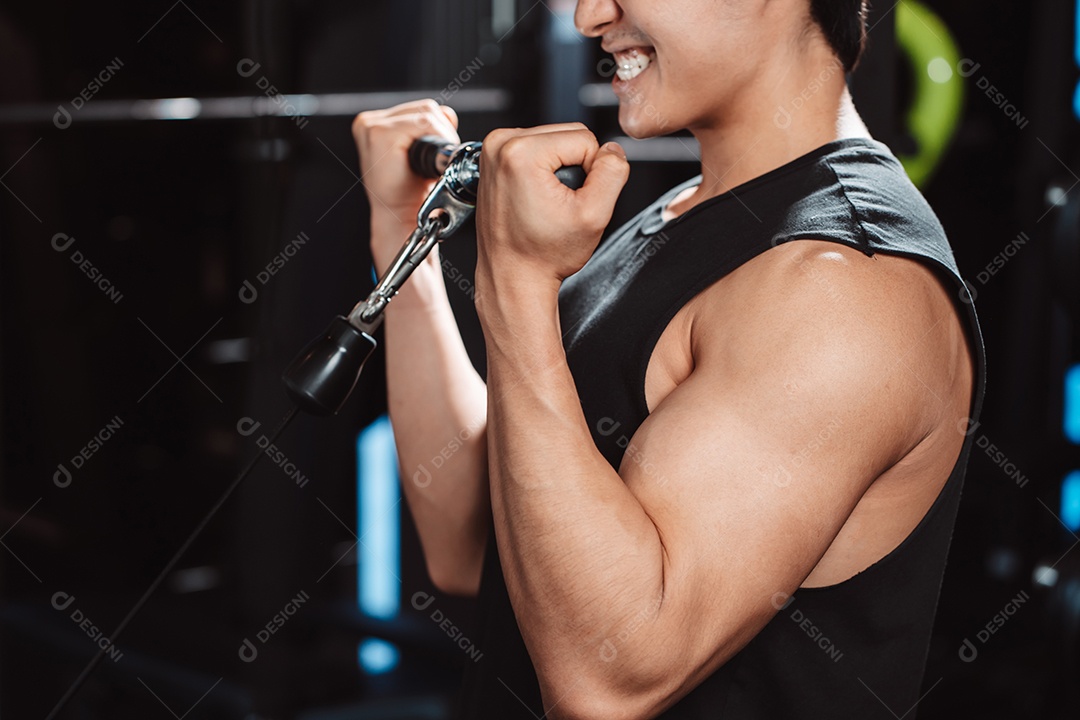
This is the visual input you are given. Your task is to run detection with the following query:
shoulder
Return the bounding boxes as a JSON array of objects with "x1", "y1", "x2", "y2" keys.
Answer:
[
  {"x1": 692, "y1": 239, "x2": 953, "y2": 348},
  {"x1": 687, "y1": 238, "x2": 972, "y2": 449},
  {"x1": 753, "y1": 239, "x2": 949, "y2": 310}
]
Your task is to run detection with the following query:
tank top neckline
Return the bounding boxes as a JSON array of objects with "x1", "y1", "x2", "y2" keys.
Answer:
[{"x1": 641, "y1": 136, "x2": 891, "y2": 235}]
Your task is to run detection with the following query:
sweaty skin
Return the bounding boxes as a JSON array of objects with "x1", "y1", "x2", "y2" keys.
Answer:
[{"x1": 354, "y1": 0, "x2": 975, "y2": 717}]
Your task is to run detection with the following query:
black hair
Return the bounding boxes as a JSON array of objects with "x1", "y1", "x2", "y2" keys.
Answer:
[{"x1": 809, "y1": 0, "x2": 870, "y2": 72}]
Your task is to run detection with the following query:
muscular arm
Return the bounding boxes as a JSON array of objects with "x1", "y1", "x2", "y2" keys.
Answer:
[
  {"x1": 473, "y1": 124, "x2": 954, "y2": 718},
  {"x1": 478, "y1": 250, "x2": 949, "y2": 717}
]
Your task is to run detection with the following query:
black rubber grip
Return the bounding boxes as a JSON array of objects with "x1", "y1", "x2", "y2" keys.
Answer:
[
  {"x1": 555, "y1": 165, "x2": 586, "y2": 190},
  {"x1": 408, "y1": 136, "x2": 586, "y2": 190},
  {"x1": 409, "y1": 135, "x2": 454, "y2": 178},
  {"x1": 283, "y1": 317, "x2": 377, "y2": 416}
]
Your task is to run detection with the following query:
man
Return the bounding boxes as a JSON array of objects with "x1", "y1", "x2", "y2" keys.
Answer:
[{"x1": 351, "y1": 0, "x2": 984, "y2": 717}]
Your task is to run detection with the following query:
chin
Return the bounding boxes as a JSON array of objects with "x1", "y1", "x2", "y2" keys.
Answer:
[
  {"x1": 616, "y1": 92, "x2": 679, "y2": 140},
  {"x1": 618, "y1": 110, "x2": 674, "y2": 140},
  {"x1": 622, "y1": 117, "x2": 669, "y2": 140}
]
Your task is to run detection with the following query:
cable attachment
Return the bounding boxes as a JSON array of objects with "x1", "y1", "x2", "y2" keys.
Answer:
[
  {"x1": 282, "y1": 136, "x2": 584, "y2": 418},
  {"x1": 281, "y1": 214, "x2": 446, "y2": 416},
  {"x1": 348, "y1": 213, "x2": 447, "y2": 331}
]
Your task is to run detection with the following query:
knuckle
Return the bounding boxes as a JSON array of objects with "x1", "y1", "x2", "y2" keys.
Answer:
[
  {"x1": 408, "y1": 112, "x2": 434, "y2": 131},
  {"x1": 500, "y1": 136, "x2": 530, "y2": 163},
  {"x1": 351, "y1": 112, "x2": 371, "y2": 134},
  {"x1": 397, "y1": 99, "x2": 432, "y2": 114},
  {"x1": 576, "y1": 126, "x2": 598, "y2": 147},
  {"x1": 483, "y1": 127, "x2": 513, "y2": 154},
  {"x1": 484, "y1": 127, "x2": 508, "y2": 145}
]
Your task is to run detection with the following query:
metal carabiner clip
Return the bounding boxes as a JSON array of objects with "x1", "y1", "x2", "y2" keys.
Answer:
[
  {"x1": 348, "y1": 214, "x2": 446, "y2": 330},
  {"x1": 416, "y1": 140, "x2": 483, "y2": 239}
]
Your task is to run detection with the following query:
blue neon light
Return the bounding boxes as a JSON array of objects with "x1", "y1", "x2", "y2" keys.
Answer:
[
  {"x1": 1066, "y1": 365, "x2": 1080, "y2": 443},
  {"x1": 1062, "y1": 471, "x2": 1080, "y2": 532},
  {"x1": 1075, "y1": 0, "x2": 1080, "y2": 120},
  {"x1": 358, "y1": 638, "x2": 400, "y2": 674},
  {"x1": 356, "y1": 414, "x2": 401, "y2": 674},
  {"x1": 1075, "y1": 0, "x2": 1080, "y2": 66}
]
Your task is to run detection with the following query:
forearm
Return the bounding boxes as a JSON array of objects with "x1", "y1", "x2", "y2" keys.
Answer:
[
  {"x1": 478, "y1": 280, "x2": 668, "y2": 703},
  {"x1": 375, "y1": 227, "x2": 490, "y2": 595}
]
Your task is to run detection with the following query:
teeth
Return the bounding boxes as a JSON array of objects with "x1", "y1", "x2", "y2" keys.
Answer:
[{"x1": 614, "y1": 49, "x2": 653, "y2": 81}]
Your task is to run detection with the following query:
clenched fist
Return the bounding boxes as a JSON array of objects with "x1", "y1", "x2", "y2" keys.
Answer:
[
  {"x1": 351, "y1": 99, "x2": 459, "y2": 269},
  {"x1": 474, "y1": 123, "x2": 630, "y2": 295}
]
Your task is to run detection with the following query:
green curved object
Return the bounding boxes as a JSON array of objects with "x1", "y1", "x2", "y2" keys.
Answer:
[{"x1": 894, "y1": 0, "x2": 964, "y2": 187}]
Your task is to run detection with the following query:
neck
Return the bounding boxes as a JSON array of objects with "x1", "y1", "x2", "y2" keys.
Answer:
[{"x1": 670, "y1": 51, "x2": 871, "y2": 217}]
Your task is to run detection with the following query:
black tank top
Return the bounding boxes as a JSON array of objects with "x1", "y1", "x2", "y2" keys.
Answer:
[{"x1": 454, "y1": 137, "x2": 987, "y2": 719}]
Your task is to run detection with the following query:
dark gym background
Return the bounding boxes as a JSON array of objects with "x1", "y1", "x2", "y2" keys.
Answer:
[{"x1": 0, "y1": 0, "x2": 1075, "y2": 717}]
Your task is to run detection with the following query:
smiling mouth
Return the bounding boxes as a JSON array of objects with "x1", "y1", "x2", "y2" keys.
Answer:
[{"x1": 612, "y1": 47, "x2": 655, "y2": 82}]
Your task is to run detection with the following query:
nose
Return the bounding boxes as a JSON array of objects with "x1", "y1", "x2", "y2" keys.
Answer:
[{"x1": 574, "y1": 0, "x2": 621, "y2": 38}]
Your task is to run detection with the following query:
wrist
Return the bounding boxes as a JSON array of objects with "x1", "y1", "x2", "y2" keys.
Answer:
[
  {"x1": 475, "y1": 254, "x2": 562, "y2": 300},
  {"x1": 474, "y1": 265, "x2": 561, "y2": 329}
]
